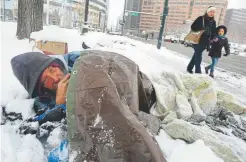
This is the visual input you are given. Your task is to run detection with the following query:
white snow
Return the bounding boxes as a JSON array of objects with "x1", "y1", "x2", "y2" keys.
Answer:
[
  {"x1": 1, "y1": 22, "x2": 246, "y2": 162},
  {"x1": 239, "y1": 52, "x2": 246, "y2": 57},
  {"x1": 47, "y1": 126, "x2": 66, "y2": 147},
  {"x1": 93, "y1": 113, "x2": 102, "y2": 127},
  {"x1": 155, "y1": 129, "x2": 224, "y2": 162},
  {"x1": 69, "y1": 151, "x2": 79, "y2": 162},
  {"x1": 1, "y1": 125, "x2": 46, "y2": 162},
  {"x1": 16, "y1": 134, "x2": 47, "y2": 162},
  {"x1": 168, "y1": 140, "x2": 224, "y2": 162},
  {"x1": 5, "y1": 99, "x2": 35, "y2": 119}
]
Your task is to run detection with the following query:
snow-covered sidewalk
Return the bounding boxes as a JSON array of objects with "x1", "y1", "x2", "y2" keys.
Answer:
[{"x1": 1, "y1": 22, "x2": 246, "y2": 162}]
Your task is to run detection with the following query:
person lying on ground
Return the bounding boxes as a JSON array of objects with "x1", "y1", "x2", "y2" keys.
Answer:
[
  {"x1": 11, "y1": 50, "x2": 164, "y2": 162},
  {"x1": 11, "y1": 51, "x2": 80, "y2": 124}
]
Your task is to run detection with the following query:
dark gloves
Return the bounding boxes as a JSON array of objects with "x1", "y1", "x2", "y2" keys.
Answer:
[
  {"x1": 34, "y1": 104, "x2": 66, "y2": 124},
  {"x1": 19, "y1": 120, "x2": 39, "y2": 134},
  {"x1": 18, "y1": 104, "x2": 66, "y2": 136}
]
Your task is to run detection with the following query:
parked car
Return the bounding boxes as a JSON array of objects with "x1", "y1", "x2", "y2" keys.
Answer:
[
  {"x1": 164, "y1": 35, "x2": 180, "y2": 43},
  {"x1": 163, "y1": 36, "x2": 172, "y2": 42},
  {"x1": 222, "y1": 47, "x2": 240, "y2": 55},
  {"x1": 184, "y1": 40, "x2": 193, "y2": 47},
  {"x1": 170, "y1": 35, "x2": 181, "y2": 43},
  {"x1": 179, "y1": 38, "x2": 185, "y2": 44},
  {"x1": 222, "y1": 43, "x2": 241, "y2": 55},
  {"x1": 179, "y1": 35, "x2": 186, "y2": 44},
  {"x1": 109, "y1": 32, "x2": 121, "y2": 35},
  {"x1": 170, "y1": 37, "x2": 179, "y2": 43}
]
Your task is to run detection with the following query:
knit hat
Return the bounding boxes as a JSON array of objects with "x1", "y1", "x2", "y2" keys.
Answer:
[
  {"x1": 207, "y1": 6, "x2": 216, "y2": 13},
  {"x1": 216, "y1": 25, "x2": 227, "y2": 35},
  {"x1": 11, "y1": 52, "x2": 66, "y2": 98}
]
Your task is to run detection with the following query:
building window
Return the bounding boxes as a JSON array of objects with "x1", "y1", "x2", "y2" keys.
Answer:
[{"x1": 190, "y1": 0, "x2": 194, "y2": 7}]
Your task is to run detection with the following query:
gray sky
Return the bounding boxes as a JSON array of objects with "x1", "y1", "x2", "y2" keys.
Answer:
[
  {"x1": 107, "y1": 0, "x2": 246, "y2": 28},
  {"x1": 107, "y1": 0, "x2": 124, "y2": 28},
  {"x1": 228, "y1": 0, "x2": 246, "y2": 9}
]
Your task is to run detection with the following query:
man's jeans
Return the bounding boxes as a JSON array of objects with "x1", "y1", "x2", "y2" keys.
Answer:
[{"x1": 187, "y1": 44, "x2": 206, "y2": 73}]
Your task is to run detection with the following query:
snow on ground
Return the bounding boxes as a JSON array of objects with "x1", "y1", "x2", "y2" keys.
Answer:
[
  {"x1": 156, "y1": 130, "x2": 224, "y2": 162},
  {"x1": 1, "y1": 22, "x2": 246, "y2": 162},
  {"x1": 239, "y1": 52, "x2": 246, "y2": 57},
  {"x1": 1, "y1": 122, "x2": 46, "y2": 162}
]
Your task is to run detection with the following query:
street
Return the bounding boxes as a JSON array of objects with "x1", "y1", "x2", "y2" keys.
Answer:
[{"x1": 128, "y1": 36, "x2": 246, "y2": 76}]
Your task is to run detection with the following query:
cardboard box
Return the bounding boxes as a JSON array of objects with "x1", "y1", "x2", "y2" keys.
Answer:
[{"x1": 35, "y1": 40, "x2": 68, "y2": 55}]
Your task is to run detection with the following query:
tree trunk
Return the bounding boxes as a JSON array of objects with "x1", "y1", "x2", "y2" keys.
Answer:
[
  {"x1": 33, "y1": 0, "x2": 43, "y2": 31},
  {"x1": 16, "y1": 0, "x2": 29, "y2": 39},
  {"x1": 16, "y1": 0, "x2": 43, "y2": 39}
]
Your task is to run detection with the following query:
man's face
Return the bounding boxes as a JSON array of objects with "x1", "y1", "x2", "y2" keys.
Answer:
[
  {"x1": 40, "y1": 66, "x2": 65, "y2": 92},
  {"x1": 218, "y1": 28, "x2": 225, "y2": 36}
]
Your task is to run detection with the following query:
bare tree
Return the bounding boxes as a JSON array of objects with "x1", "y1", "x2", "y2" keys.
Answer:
[
  {"x1": 49, "y1": 6, "x2": 69, "y2": 26},
  {"x1": 51, "y1": 9, "x2": 62, "y2": 25},
  {"x1": 33, "y1": 0, "x2": 44, "y2": 31},
  {"x1": 16, "y1": 0, "x2": 44, "y2": 39}
]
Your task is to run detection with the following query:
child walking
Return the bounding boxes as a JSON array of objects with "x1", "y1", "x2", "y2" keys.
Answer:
[{"x1": 205, "y1": 25, "x2": 230, "y2": 78}]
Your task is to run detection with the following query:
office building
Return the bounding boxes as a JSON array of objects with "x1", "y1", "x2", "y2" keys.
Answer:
[
  {"x1": 124, "y1": 0, "x2": 142, "y2": 35},
  {"x1": 140, "y1": 0, "x2": 228, "y2": 35},
  {"x1": 224, "y1": 9, "x2": 246, "y2": 43}
]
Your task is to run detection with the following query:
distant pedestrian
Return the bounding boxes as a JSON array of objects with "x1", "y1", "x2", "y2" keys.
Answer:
[
  {"x1": 205, "y1": 25, "x2": 230, "y2": 78},
  {"x1": 145, "y1": 33, "x2": 148, "y2": 40},
  {"x1": 187, "y1": 6, "x2": 217, "y2": 74}
]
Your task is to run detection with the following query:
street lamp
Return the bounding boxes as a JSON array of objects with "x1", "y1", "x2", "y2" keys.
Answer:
[
  {"x1": 81, "y1": 0, "x2": 89, "y2": 34},
  {"x1": 157, "y1": 0, "x2": 169, "y2": 49},
  {"x1": 121, "y1": 0, "x2": 127, "y2": 36},
  {"x1": 2, "y1": 0, "x2": 6, "y2": 21}
]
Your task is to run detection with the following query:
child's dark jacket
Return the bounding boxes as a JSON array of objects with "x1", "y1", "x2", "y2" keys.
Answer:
[{"x1": 209, "y1": 36, "x2": 230, "y2": 58}]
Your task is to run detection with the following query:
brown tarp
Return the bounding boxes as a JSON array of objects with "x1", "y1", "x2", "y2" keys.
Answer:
[{"x1": 67, "y1": 50, "x2": 166, "y2": 162}]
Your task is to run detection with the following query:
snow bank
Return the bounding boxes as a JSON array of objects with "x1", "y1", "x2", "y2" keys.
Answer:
[
  {"x1": 155, "y1": 129, "x2": 186, "y2": 158},
  {"x1": 1, "y1": 125, "x2": 46, "y2": 162},
  {"x1": 0, "y1": 22, "x2": 35, "y2": 106},
  {"x1": 31, "y1": 25, "x2": 78, "y2": 42},
  {"x1": 168, "y1": 140, "x2": 224, "y2": 162},
  {"x1": 155, "y1": 129, "x2": 224, "y2": 162},
  {"x1": 5, "y1": 99, "x2": 35, "y2": 119},
  {"x1": 47, "y1": 126, "x2": 67, "y2": 147},
  {"x1": 239, "y1": 52, "x2": 246, "y2": 57},
  {"x1": 30, "y1": 25, "x2": 105, "y2": 52}
]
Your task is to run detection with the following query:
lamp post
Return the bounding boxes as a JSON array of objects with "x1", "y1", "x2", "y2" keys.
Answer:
[
  {"x1": 121, "y1": 0, "x2": 127, "y2": 35},
  {"x1": 157, "y1": 0, "x2": 169, "y2": 49},
  {"x1": 46, "y1": 0, "x2": 50, "y2": 25},
  {"x1": 81, "y1": 0, "x2": 89, "y2": 34},
  {"x1": 3, "y1": 0, "x2": 6, "y2": 21}
]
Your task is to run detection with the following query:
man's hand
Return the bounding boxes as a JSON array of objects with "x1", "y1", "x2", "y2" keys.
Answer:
[{"x1": 56, "y1": 74, "x2": 70, "y2": 105}]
